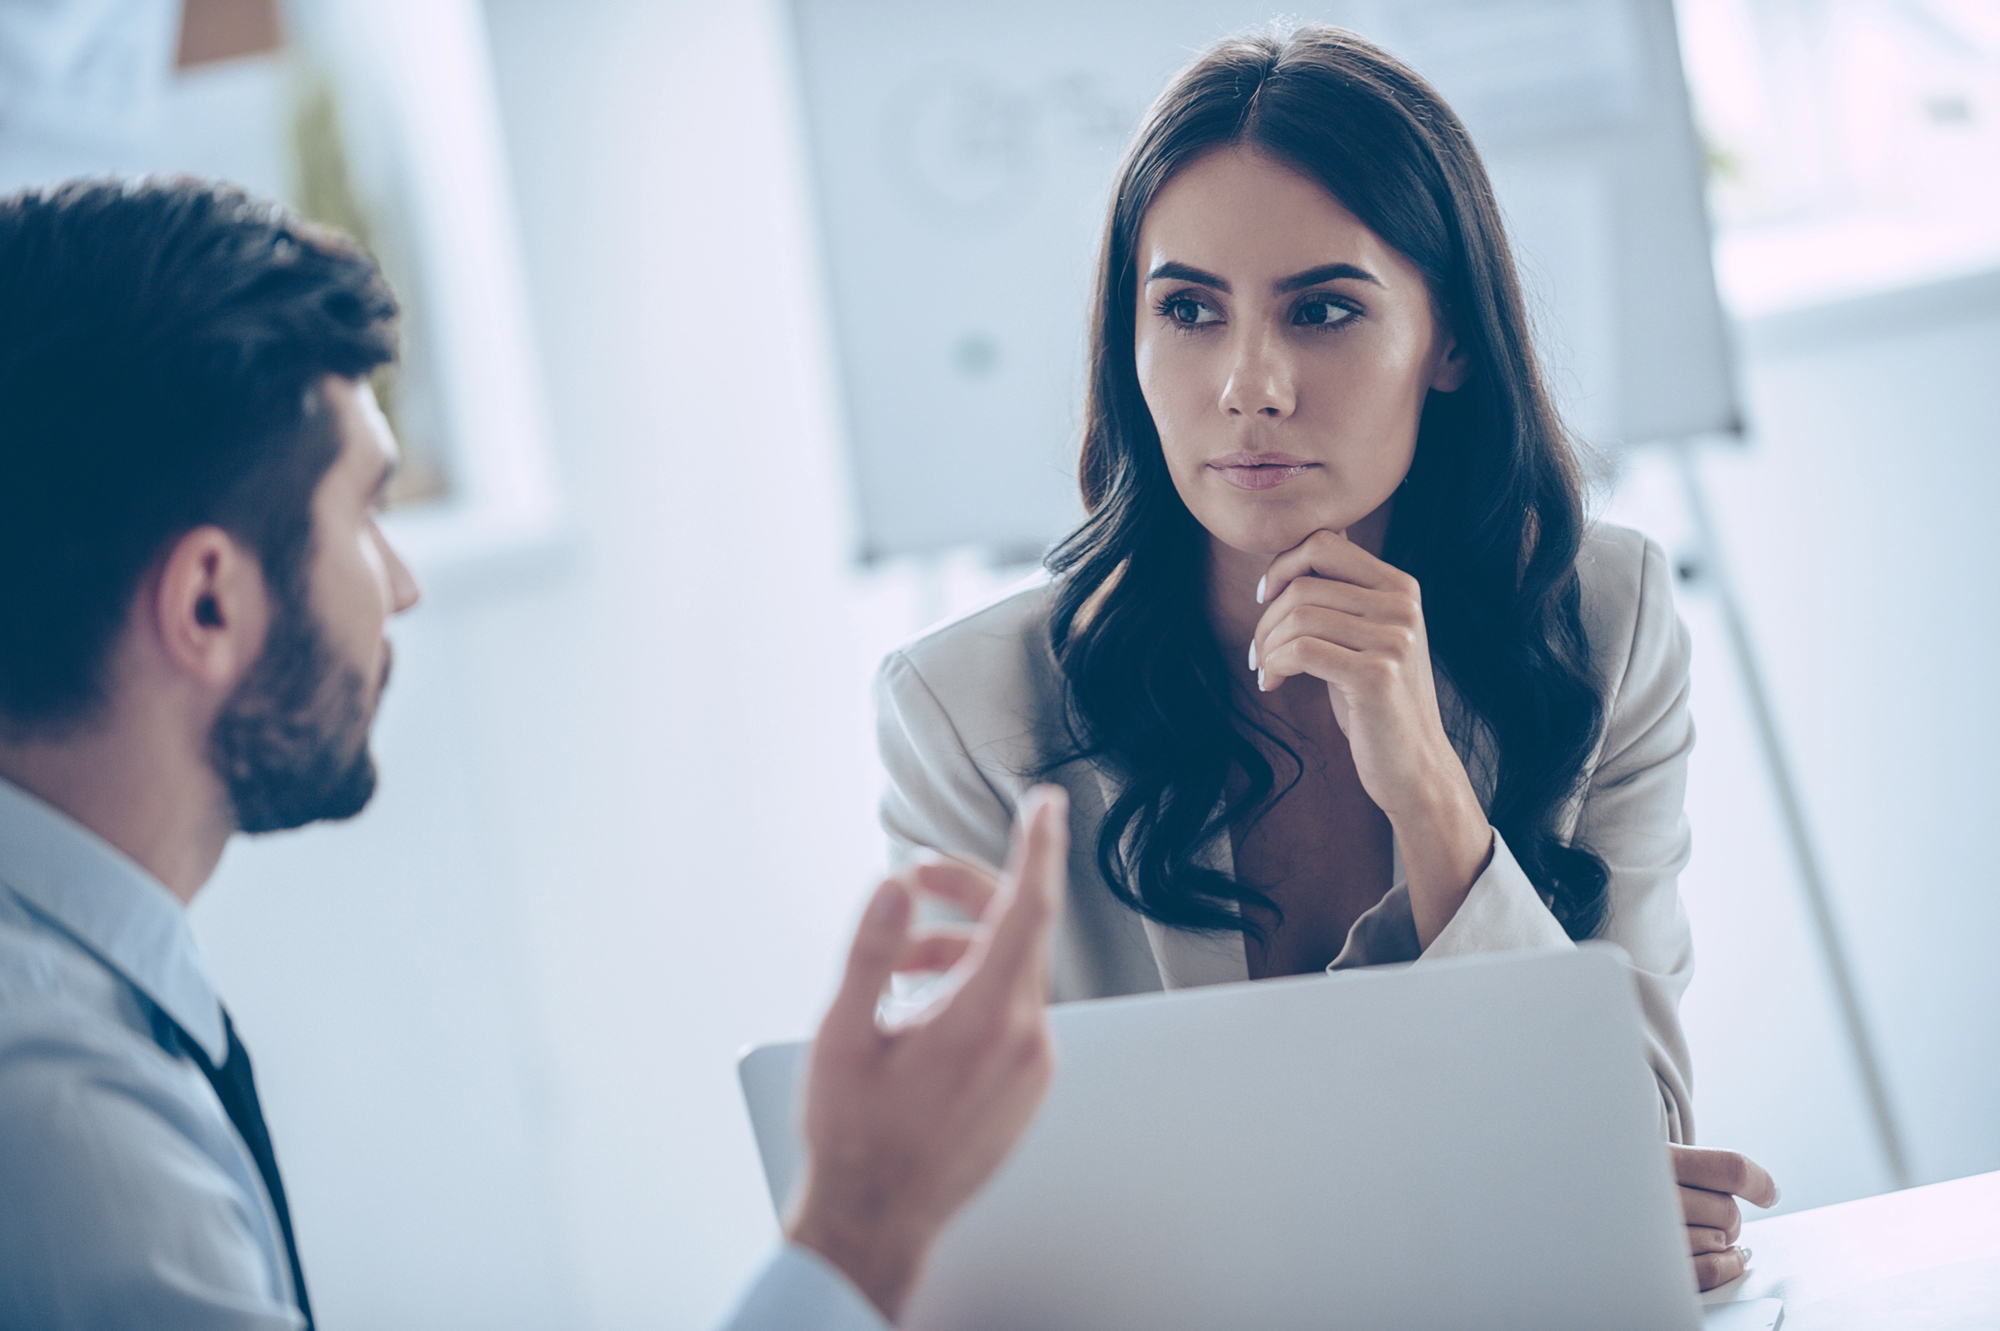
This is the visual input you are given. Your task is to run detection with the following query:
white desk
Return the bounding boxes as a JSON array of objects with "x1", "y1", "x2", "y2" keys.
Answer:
[{"x1": 1703, "y1": 1170, "x2": 2000, "y2": 1328}]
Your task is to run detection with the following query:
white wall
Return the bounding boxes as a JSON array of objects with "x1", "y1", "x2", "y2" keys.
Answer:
[
  {"x1": 184, "y1": 2, "x2": 2000, "y2": 1328},
  {"x1": 1709, "y1": 277, "x2": 2000, "y2": 1190}
]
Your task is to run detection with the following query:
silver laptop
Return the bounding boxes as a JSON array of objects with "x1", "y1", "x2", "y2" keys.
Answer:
[{"x1": 740, "y1": 944, "x2": 1706, "y2": 1330}]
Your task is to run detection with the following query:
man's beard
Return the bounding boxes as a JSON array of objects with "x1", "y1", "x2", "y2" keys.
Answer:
[{"x1": 207, "y1": 591, "x2": 387, "y2": 835}]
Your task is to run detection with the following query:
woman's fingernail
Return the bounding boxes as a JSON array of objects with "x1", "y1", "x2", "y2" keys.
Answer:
[
  {"x1": 1255, "y1": 575, "x2": 1266, "y2": 605},
  {"x1": 1248, "y1": 640, "x2": 1258, "y2": 671},
  {"x1": 1737, "y1": 1246, "x2": 1752, "y2": 1267},
  {"x1": 1257, "y1": 668, "x2": 1267, "y2": 692}
]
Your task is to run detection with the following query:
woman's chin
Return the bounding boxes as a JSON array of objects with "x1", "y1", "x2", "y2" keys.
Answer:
[
  {"x1": 1178, "y1": 476, "x2": 1393, "y2": 557},
  {"x1": 1200, "y1": 506, "x2": 1352, "y2": 558},
  {"x1": 1187, "y1": 482, "x2": 1399, "y2": 559},
  {"x1": 1206, "y1": 520, "x2": 1321, "y2": 559}
]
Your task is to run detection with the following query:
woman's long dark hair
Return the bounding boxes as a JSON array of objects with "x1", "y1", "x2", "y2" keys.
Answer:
[{"x1": 1044, "y1": 24, "x2": 1612, "y2": 940}]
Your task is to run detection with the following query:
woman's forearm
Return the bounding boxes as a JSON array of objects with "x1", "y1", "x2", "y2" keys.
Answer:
[{"x1": 1391, "y1": 769, "x2": 1494, "y2": 950}]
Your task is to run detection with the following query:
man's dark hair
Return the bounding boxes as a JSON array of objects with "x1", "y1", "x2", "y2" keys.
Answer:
[{"x1": 0, "y1": 177, "x2": 397, "y2": 735}]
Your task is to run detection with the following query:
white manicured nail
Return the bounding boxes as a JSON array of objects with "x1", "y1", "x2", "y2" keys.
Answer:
[
  {"x1": 1248, "y1": 640, "x2": 1258, "y2": 671},
  {"x1": 1255, "y1": 575, "x2": 1266, "y2": 605},
  {"x1": 1257, "y1": 668, "x2": 1267, "y2": 692}
]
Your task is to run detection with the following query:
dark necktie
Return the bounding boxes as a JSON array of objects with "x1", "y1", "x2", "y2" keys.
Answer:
[{"x1": 173, "y1": 1010, "x2": 316, "y2": 1331}]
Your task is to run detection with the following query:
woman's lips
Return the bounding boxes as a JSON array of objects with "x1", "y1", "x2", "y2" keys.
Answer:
[{"x1": 1208, "y1": 454, "x2": 1320, "y2": 491}]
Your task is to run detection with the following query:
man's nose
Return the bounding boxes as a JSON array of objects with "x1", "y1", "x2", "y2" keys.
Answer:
[{"x1": 377, "y1": 527, "x2": 422, "y2": 614}]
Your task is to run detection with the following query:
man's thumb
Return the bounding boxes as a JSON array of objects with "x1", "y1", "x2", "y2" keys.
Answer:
[{"x1": 823, "y1": 879, "x2": 911, "y2": 1041}]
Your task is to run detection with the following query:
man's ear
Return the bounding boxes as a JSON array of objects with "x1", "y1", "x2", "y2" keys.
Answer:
[
  {"x1": 150, "y1": 527, "x2": 271, "y2": 692},
  {"x1": 1430, "y1": 331, "x2": 1471, "y2": 394}
]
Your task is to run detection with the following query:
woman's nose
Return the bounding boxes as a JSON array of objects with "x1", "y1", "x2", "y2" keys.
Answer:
[{"x1": 1217, "y1": 329, "x2": 1296, "y2": 419}]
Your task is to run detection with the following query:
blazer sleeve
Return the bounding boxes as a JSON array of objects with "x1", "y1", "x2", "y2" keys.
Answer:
[
  {"x1": 1335, "y1": 536, "x2": 1698, "y2": 1142},
  {"x1": 875, "y1": 648, "x2": 1019, "y2": 877},
  {"x1": 1568, "y1": 536, "x2": 1699, "y2": 1145}
]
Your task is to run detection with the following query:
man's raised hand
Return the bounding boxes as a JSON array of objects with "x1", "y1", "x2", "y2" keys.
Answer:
[{"x1": 785, "y1": 786, "x2": 1069, "y2": 1323}]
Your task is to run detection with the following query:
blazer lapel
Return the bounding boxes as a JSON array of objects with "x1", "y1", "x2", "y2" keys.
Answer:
[
  {"x1": 1088, "y1": 766, "x2": 1248, "y2": 990},
  {"x1": 1081, "y1": 665, "x2": 1509, "y2": 992}
]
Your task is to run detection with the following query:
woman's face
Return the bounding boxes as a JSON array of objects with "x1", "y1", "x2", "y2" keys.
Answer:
[{"x1": 1134, "y1": 146, "x2": 1466, "y2": 557}]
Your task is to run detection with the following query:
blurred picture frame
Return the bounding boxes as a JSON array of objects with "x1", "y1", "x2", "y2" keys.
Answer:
[{"x1": 0, "y1": 0, "x2": 563, "y2": 591}]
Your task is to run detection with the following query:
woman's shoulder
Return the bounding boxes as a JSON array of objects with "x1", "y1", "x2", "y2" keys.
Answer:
[
  {"x1": 1575, "y1": 520, "x2": 1688, "y2": 715},
  {"x1": 1576, "y1": 520, "x2": 1659, "y2": 605},
  {"x1": 877, "y1": 573, "x2": 1066, "y2": 737}
]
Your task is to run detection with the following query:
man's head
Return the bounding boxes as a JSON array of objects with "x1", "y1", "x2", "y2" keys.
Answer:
[{"x1": 0, "y1": 177, "x2": 416, "y2": 834}]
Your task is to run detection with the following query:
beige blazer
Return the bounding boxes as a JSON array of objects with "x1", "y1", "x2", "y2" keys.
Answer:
[{"x1": 876, "y1": 522, "x2": 1698, "y2": 1143}]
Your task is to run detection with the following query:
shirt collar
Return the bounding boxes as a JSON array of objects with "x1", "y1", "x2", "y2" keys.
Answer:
[{"x1": 0, "y1": 776, "x2": 227, "y2": 1062}]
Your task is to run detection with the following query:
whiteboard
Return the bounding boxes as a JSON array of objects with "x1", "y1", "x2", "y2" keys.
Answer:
[{"x1": 783, "y1": 0, "x2": 1737, "y2": 562}]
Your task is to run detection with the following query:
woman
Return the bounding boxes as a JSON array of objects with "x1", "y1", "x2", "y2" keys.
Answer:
[{"x1": 875, "y1": 24, "x2": 1775, "y2": 1288}]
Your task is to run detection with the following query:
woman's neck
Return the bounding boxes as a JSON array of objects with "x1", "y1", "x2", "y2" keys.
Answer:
[{"x1": 1204, "y1": 498, "x2": 1394, "y2": 654}]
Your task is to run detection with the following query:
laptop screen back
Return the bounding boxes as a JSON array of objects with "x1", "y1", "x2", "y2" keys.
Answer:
[{"x1": 740, "y1": 944, "x2": 1701, "y2": 1331}]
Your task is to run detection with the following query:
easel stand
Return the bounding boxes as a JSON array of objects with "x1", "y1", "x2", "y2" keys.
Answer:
[{"x1": 1669, "y1": 437, "x2": 1912, "y2": 1191}]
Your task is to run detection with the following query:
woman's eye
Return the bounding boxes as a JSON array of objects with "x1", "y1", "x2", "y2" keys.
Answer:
[
  {"x1": 1160, "y1": 295, "x2": 1220, "y2": 326},
  {"x1": 1295, "y1": 298, "x2": 1356, "y2": 327}
]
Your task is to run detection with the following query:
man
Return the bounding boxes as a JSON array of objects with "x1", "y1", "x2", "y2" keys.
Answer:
[{"x1": 0, "y1": 178, "x2": 1066, "y2": 1330}]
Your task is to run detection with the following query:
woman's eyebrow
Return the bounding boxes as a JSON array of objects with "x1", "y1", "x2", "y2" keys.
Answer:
[
  {"x1": 1143, "y1": 260, "x2": 1384, "y2": 293},
  {"x1": 1145, "y1": 260, "x2": 1229, "y2": 291},
  {"x1": 1277, "y1": 262, "x2": 1381, "y2": 292}
]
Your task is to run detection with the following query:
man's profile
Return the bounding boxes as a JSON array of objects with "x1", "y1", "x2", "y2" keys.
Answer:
[{"x1": 0, "y1": 177, "x2": 1063, "y2": 1330}]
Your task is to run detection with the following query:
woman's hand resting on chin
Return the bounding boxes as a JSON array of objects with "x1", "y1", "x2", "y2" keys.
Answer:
[
  {"x1": 1250, "y1": 529, "x2": 1492, "y2": 945},
  {"x1": 1251, "y1": 528, "x2": 1462, "y2": 817}
]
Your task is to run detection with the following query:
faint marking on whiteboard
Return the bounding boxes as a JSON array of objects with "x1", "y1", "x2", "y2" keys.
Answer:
[
  {"x1": 881, "y1": 68, "x2": 1139, "y2": 229},
  {"x1": 886, "y1": 71, "x2": 1034, "y2": 225},
  {"x1": 1354, "y1": 0, "x2": 1645, "y2": 138}
]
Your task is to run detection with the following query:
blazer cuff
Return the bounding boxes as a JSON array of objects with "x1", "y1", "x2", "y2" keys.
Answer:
[{"x1": 1420, "y1": 829, "x2": 1573, "y2": 960}]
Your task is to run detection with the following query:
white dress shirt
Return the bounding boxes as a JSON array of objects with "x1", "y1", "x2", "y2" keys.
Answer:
[{"x1": 0, "y1": 777, "x2": 885, "y2": 1330}]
